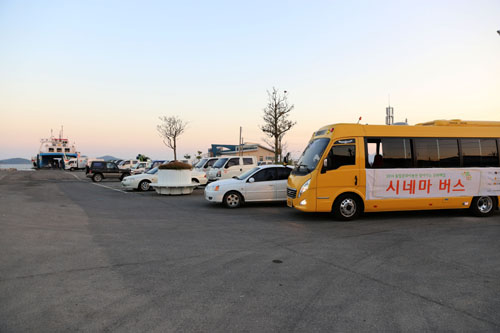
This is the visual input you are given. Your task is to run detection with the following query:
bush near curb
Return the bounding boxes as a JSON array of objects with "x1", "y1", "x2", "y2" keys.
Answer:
[{"x1": 158, "y1": 161, "x2": 192, "y2": 170}]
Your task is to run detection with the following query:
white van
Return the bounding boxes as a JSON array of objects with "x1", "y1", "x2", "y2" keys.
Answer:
[
  {"x1": 207, "y1": 156, "x2": 257, "y2": 181},
  {"x1": 119, "y1": 160, "x2": 139, "y2": 170},
  {"x1": 194, "y1": 157, "x2": 219, "y2": 172},
  {"x1": 130, "y1": 161, "x2": 152, "y2": 175},
  {"x1": 65, "y1": 157, "x2": 88, "y2": 171}
]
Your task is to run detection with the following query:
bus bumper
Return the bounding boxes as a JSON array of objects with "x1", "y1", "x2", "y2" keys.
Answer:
[{"x1": 287, "y1": 189, "x2": 316, "y2": 212}]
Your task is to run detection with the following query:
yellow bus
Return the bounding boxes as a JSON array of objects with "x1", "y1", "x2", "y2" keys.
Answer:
[{"x1": 286, "y1": 120, "x2": 500, "y2": 220}]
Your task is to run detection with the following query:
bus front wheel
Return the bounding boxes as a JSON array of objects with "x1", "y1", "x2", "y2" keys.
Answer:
[
  {"x1": 470, "y1": 196, "x2": 496, "y2": 217},
  {"x1": 332, "y1": 193, "x2": 362, "y2": 221}
]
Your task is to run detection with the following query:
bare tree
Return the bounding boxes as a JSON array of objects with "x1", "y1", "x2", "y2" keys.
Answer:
[
  {"x1": 260, "y1": 88, "x2": 296, "y2": 163},
  {"x1": 157, "y1": 116, "x2": 188, "y2": 161},
  {"x1": 262, "y1": 136, "x2": 289, "y2": 162}
]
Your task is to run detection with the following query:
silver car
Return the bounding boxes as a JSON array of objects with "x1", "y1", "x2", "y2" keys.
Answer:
[{"x1": 204, "y1": 165, "x2": 293, "y2": 208}]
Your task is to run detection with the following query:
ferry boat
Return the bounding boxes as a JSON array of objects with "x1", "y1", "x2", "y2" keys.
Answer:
[{"x1": 33, "y1": 127, "x2": 79, "y2": 169}]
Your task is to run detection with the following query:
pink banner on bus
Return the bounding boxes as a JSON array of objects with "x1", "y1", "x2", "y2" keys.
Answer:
[{"x1": 365, "y1": 168, "x2": 500, "y2": 200}]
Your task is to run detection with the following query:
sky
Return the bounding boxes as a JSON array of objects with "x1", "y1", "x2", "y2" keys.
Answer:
[{"x1": 1, "y1": 0, "x2": 499, "y2": 160}]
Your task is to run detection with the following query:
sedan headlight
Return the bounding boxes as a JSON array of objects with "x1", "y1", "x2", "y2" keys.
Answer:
[
  {"x1": 298, "y1": 179, "x2": 310, "y2": 198},
  {"x1": 207, "y1": 184, "x2": 220, "y2": 191}
]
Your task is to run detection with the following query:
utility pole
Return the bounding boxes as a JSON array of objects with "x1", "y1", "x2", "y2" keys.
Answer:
[{"x1": 239, "y1": 126, "x2": 242, "y2": 156}]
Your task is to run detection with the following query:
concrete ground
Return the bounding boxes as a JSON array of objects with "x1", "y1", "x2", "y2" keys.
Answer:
[{"x1": 1, "y1": 169, "x2": 499, "y2": 332}]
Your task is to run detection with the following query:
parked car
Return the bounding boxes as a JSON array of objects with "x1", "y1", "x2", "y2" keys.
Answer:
[
  {"x1": 194, "y1": 157, "x2": 219, "y2": 172},
  {"x1": 130, "y1": 161, "x2": 152, "y2": 175},
  {"x1": 150, "y1": 160, "x2": 168, "y2": 170},
  {"x1": 86, "y1": 161, "x2": 131, "y2": 182},
  {"x1": 191, "y1": 169, "x2": 208, "y2": 186},
  {"x1": 118, "y1": 159, "x2": 138, "y2": 170},
  {"x1": 121, "y1": 167, "x2": 158, "y2": 191},
  {"x1": 205, "y1": 165, "x2": 293, "y2": 208},
  {"x1": 85, "y1": 158, "x2": 104, "y2": 174},
  {"x1": 206, "y1": 156, "x2": 257, "y2": 182}
]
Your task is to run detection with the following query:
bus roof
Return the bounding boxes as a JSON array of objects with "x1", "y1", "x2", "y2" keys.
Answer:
[
  {"x1": 416, "y1": 119, "x2": 500, "y2": 127},
  {"x1": 314, "y1": 120, "x2": 500, "y2": 139}
]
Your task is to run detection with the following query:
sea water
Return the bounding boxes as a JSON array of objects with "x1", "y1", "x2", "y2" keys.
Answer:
[{"x1": 0, "y1": 164, "x2": 34, "y2": 171}]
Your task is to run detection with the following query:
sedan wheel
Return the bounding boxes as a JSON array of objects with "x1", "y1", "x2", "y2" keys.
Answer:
[
  {"x1": 224, "y1": 191, "x2": 242, "y2": 208},
  {"x1": 139, "y1": 180, "x2": 150, "y2": 191}
]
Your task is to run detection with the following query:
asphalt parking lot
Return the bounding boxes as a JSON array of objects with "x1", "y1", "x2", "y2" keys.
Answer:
[{"x1": 1, "y1": 170, "x2": 499, "y2": 332}]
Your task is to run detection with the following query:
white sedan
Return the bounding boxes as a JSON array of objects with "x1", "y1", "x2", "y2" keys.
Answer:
[
  {"x1": 191, "y1": 169, "x2": 208, "y2": 186},
  {"x1": 121, "y1": 167, "x2": 158, "y2": 191},
  {"x1": 204, "y1": 165, "x2": 292, "y2": 208}
]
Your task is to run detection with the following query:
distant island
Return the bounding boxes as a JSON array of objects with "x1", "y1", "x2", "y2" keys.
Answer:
[
  {"x1": 0, "y1": 158, "x2": 31, "y2": 164},
  {"x1": 97, "y1": 155, "x2": 121, "y2": 161}
]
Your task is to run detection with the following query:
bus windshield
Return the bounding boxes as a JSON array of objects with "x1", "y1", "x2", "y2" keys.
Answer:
[{"x1": 292, "y1": 138, "x2": 330, "y2": 175}]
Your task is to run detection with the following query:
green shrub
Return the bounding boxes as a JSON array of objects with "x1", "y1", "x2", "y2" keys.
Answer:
[{"x1": 158, "y1": 161, "x2": 192, "y2": 170}]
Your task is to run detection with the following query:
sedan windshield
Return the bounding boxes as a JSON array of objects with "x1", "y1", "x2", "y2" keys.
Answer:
[
  {"x1": 237, "y1": 167, "x2": 259, "y2": 180},
  {"x1": 195, "y1": 159, "x2": 207, "y2": 168},
  {"x1": 146, "y1": 167, "x2": 158, "y2": 175},
  {"x1": 213, "y1": 158, "x2": 228, "y2": 168},
  {"x1": 292, "y1": 138, "x2": 330, "y2": 176}
]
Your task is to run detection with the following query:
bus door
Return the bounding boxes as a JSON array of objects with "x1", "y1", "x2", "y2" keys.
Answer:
[{"x1": 316, "y1": 138, "x2": 360, "y2": 212}]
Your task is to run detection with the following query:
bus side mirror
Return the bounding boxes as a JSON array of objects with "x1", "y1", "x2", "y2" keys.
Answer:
[{"x1": 321, "y1": 158, "x2": 330, "y2": 174}]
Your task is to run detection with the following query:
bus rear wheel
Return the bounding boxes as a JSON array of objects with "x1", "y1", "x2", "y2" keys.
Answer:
[
  {"x1": 470, "y1": 196, "x2": 496, "y2": 217},
  {"x1": 333, "y1": 194, "x2": 362, "y2": 221}
]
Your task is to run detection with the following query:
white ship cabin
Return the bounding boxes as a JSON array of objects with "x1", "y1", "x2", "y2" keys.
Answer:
[{"x1": 36, "y1": 134, "x2": 78, "y2": 169}]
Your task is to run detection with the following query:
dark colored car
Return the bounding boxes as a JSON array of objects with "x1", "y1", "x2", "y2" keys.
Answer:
[{"x1": 86, "y1": 161, "x2": 131, "y2": 182}]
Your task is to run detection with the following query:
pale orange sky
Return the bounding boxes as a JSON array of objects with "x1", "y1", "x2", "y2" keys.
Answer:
[{"x1": 1, "y1": 1, "x2": 499, "y2": 160}]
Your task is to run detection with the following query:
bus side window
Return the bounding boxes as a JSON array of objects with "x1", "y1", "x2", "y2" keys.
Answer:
[
  {"x1": 324, "y1": 145, "x2": 356, "y2": 171},
  {"x1": 462, "y1": 138, "x2": 500, "y2": 167},
  {"x1": 479, "y1": 139, "x2": 499, "y2": 167},
  {"x1": 366, "y1": 139, "x2": 381, "y2": 168},
  {"x1": 366, "y1": 138, "x2": 412, "y2": 168}
]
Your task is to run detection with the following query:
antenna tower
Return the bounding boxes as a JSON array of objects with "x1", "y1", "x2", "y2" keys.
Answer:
[{"x1": 385, "y1": 95, "x2": 394, "y2": 125}]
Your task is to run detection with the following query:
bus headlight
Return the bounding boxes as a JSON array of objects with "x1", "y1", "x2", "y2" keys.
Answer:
[{"x1": 298, "y1": 179, "x2": 310, "y2": 198}]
